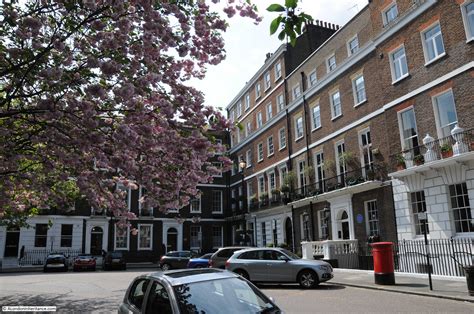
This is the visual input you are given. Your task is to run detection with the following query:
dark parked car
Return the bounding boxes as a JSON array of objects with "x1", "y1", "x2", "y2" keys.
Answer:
[
  {"x1": 187, "y1": 253, "x2": 213, "y2": 268},
  {"x1": 159, "y1": 251, "x2": 198, "y2": 271},
  {"x1": 73, "y1": 254, "x2": 96, "y2": 271},
  {"x1": 209, "y1": 247, "x2": 250, "y2": 269},
  {"x1": 119, "y1": 268, "x2": 281, "y2": 314},
  {"x1": 43, "y1": 253, "x2": 68, "y2": 272},
  {"x1": 102, "y1": 251, "x2": 126, "y2": 270},
  {"x1": 226, "y1": 247, "x2": 333, "y2": 289}
]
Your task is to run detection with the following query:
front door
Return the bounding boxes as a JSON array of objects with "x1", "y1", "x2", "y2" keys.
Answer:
[
  {"x1": 90, "y1": 226, "x2": 103, "y2": 256},
  {"x1": 285, "y1": 218, "x2": 293, "y2": 250},
  {"x1": 167, "y1": 228, "x2": 178, "y2": 252},
  {"x1": 5, "y1": 228, "x2": 20, "y2": 257},
  {"x1": 342, "y1": 221, "x2": 350, "y2": 240}
]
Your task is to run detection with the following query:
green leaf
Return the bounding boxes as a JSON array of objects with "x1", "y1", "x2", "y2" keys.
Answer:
[
  {"x1": 285, "y1": 0, "x2": 297, "y2": 9},
  {"x1": 278, "y1": 30, "x2": 286, "y2": 41},
  {"x1": 270, "y1": 16, "x2": 283, "y2": 35},
  {"x1": 266, "y1": 4, "x2": 286, "y2": 12}
]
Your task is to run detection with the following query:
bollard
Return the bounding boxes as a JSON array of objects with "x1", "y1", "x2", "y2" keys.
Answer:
[{"x1": 371, "y1": 242, "x2": 395, "y2": 285}]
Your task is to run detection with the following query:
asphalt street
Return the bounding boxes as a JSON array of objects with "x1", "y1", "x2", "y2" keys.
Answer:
[{"x1": 0, "y1": 270, "x2": 473, "y2": 313}]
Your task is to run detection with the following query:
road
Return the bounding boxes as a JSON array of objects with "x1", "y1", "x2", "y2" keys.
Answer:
[{"x1": 0, "y1": 270, "x2": 472, "y2": 313}]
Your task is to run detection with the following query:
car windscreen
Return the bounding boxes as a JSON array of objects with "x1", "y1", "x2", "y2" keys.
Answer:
[{"x1": 173, "y1": 277, "x2": 280, "y2": 314}]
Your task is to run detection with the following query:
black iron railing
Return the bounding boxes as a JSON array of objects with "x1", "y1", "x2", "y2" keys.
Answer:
[
  {"x1": 19, "y1": 248, "x2": 82, "y2": 266},
  {"x1": 390, "y1": 128, "x2": 474, "y2": 172}
]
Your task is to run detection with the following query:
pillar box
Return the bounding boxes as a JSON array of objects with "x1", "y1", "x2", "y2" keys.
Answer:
[{"x1": 370, "y1": 242, "x2": 395, "y2": 285}]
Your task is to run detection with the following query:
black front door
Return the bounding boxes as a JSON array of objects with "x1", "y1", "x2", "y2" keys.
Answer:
[
  {"x1": 285, "y1": 218, "x2": 293, "y2": 250},
  {"x1": 5, "y1": 229, "x2": 20, "y2": 257},
  {"x1": 342, "y1": 221, "x2": 350, "y2": 240},
  {"x1": 167, "y1": 228, "x2": 178, "y2": 252},
  {"x1": 91, "y1": 227, "x2": 103, "y2": 256}
]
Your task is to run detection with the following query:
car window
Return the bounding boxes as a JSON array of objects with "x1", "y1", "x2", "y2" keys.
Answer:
[
  {"x1": 145, "y1": 281, "x2": 172, "y2": 314},
  {"x1": 179, "y1": 252, "x2": 191, "y2": 258},
  {"x1": 167, "y1": 252, "x2": 179, "y2": 257},
  {"x1": 237, "y1": 251, "x2": 259, "y2": 260},
  {"x1": 111, "y1": 252, "x2": 122, "y2": 258},
  {"x1": 128, "y1": 279, "x2": 149, "y2": 311},
  {"x1": 274, "y1": 251, "x2": 288, "y2": 260}
]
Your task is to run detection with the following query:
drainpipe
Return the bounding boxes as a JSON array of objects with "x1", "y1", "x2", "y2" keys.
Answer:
[
  {"x1": 300, "y1": 71, "x2": 311, "y2": 170},
  {"x1": 284, "y1": 77, "x2": 292, "y2": 172}
]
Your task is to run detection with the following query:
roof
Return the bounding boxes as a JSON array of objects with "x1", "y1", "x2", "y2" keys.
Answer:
[{"x1": 146, "y1": 268, "x2": 239, "y2": 286}]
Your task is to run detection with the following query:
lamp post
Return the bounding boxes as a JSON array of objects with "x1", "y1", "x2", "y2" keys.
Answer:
[{"x1": 239, "y1": 158, "x2": 247, "y2": 245}]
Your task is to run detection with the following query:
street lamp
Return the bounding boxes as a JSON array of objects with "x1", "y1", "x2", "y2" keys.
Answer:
[{"x1": 239, "y1": 158, "x2": 248, "y2": 245}]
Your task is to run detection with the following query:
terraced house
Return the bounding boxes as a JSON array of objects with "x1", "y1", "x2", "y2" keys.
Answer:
[{"x1": 227, "y1": 0, "x2": 474, "y2": 260}]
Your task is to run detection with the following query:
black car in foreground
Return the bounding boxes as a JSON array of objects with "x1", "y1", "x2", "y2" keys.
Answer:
[
  {"x1": 119, "y1": 268, "x2": 281, "y2": 314},
  {"x1": 43, "y1": 253, "x2": 68, "y2": 272},
  {"x1": 159, "y1": 251, "x2": 198, "y2": 271},
  {"x1": 102, "y1": 251, "x2": 127, "y2": 270}
]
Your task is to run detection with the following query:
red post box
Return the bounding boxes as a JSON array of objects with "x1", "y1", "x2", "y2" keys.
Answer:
[{"x1": 370, "y1": 242, "x2": 395, "y2": 285}]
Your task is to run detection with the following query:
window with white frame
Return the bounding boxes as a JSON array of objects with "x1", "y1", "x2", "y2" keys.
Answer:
[
  {"x1": 410, "y1": 191, "x2": 428, "y2": 236},
  {"x1": 398, "y1": 107, "x2": 419, "y2": 150},
  {"x1": 190, "y1": 226, "x2": 202, "y2": 249},
  {"x1": 245, "y1": 93, "x2": 250, "y2": 111},
  {"x1": 190, "y1": 195, "x2": 201, "y2": 213},
  {"x1": 311, "y1": 104, "x2": 321, "y2": 130},
  {"x1": 211, "y1": 190, "x2": 223, "y2": 213},
  {"x1": 117, "y1": 183, "x2": 131, "y2": 211},
  {"x1": 267, "y1": 136, "x2": 274, "y2": 156},
  {"x1": 115, "y1": 225, "x2": 129, "y2": 250},
  {"x1": 238, "y1": 186, "x2": 243, "y2": 208},
  {"x1": 261, "y1": 222, "x2": 267, "y2": 246},
  {"x1": 268, "y1": 172, "x2": 276, "y2": 195},
  {"x1": 257, "y1": 142, "x2": 264, "y2": 162},
  {"x1": 330, "y1": 91, "x2": 342, "y2": 119},
  {"x1": 352, "y1": 74, "x2": 366, "y2": 105},
  {"x1": 138, "y1": 224, "x2": 152, "y2": 250},
  {"x1": 297, "y1": 160, "x2": 306, "y2": 188},
  {"x1": 245, "y1": 121, "x2": 252, "y2": 137},
  {"x1": 314, "y1": 151, "x2": 325, "y2": 190},
  {"x1": 308, "y1": 70, "x2": 317, "y2": 87},
  {"x1": 277, "y1": 94, "x2": 285, "y2": 112},
  {"x1": 212, "y1": 162, "x2": 222, "y2": 177},
  {"x1": 295, "y1": 116, "x2": 304, "y2": 140},
  {"x1": 279, "y1": 127, "x2": 286, "y2": 150},
  {"x1": 247, "y1": 181, "x2": 253, "y2": 206},
  {"x1": 258, "y1": 176, "x2": 265, "y2": 194},
  {"x1": 236, "y1": 128, "x2": 240, "y2": 144},
  {"x1": 231, "y1": 189, "x2": 237, "y2": 210},
  {"x1": 390, "y1": 46, "x2": 409, "y2": 82},
  {"x1": 257, "y1": 111, "x2": 263, "y2": 128},
  {"x1": 348, "y1": 35, "x2": 359, "y2": 56},
  {"x1": 433, "y1": 90, "x2": 458, "y2": 138},
  {"x1": 421, "y1": 22, "x2": 445, "y2": 64},
  {"x1": 292, "y1": 84, "x2": 301, "y2": 101},
  {"x1": 327, "y1": 54, "x2": 336, "y2": 72},
  {"x1": 279, "y1": 165, "x2": 288, "y2": 187},
  {"x1": 255, "y1": 83, "x2": 261, "y2": 99},
  {"x1": 275, "y1": 62, "x2": 282, "y2": 80},
  {"x1": 359, "y1": 128, "x2": 374, "y2": 176},
  {"x1": 383, "y1": 2, "x2": 398, "y2": 26},
  {"x1": 335, "y1": 141, "x2": 347, "y2": 183},
  {"x1": 229, "y1": 109, "x2": 235, "y2": 123},
  {"x1": 318, "y1": 209, "x2": 330, "y2": 240},
  {"x1": 449, "y1": 183, "x2": 473, "y2": 233},
  {"x1": 461, "y1": 1, "x2": 474, "y2": 41},
  {"x1": 246, "y1": 149, "x2": 252, "y2": 167},
  {"x1": 301, "y1": 213, "x2": 311, "y2": 241},
  {"x1": 237, "y1": 101, "x2": 242, "y2": 117},
  {"x1": 266, "y1": 103, "x2": 273, "y2": 121},
  {"x1": 365, "y1": 200, "x2": 379, "y2": 236},
  {"x1": 212, "y1": 226, "x2": 223, "y2": 248},
  {"x1": 264, "y1": 71, "x2": 271, "y2": 90}
]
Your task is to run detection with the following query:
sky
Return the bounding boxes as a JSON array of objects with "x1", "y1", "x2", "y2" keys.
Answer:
[{"x1": 190, "y1": 0, "x2": 369, "y2": 113}]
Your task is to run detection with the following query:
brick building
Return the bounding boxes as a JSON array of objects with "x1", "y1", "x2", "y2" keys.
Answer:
[{"x1": 226, "y1": 0, "x2": 474, "y2": 254}]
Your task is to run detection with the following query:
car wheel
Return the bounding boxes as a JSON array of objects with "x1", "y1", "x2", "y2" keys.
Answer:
[
  {"x1": 161, "y1": 263, "x2": 171, "y2": 271},
  {"x1": 298, "y1": 269, "x2": 319, "y2": 289},
  {"x1": 234, "y1": 269, "x2": 250, "y2": 281}
]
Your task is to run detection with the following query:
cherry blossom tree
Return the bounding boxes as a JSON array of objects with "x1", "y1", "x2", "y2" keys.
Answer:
[{"x1": 0, "y1": 0, "x2": 260, "y2": 227}]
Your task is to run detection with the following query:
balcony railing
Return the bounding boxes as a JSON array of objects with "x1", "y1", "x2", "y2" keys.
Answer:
[{"x1": 390, "y1": 128, "x2": 474, "y2": 172}]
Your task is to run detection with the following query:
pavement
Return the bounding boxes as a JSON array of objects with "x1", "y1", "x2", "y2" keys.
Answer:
[
  {"x1": 330, "y1": 268, "x2": 474, "y2": 303},
  {"x1": 2, "y1": 263, "x2": 473, "y2": 303}
]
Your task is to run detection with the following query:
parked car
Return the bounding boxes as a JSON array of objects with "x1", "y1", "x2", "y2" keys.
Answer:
[
  {"x1": 43, "y1": 253, "x2": 68, "y2": 272},
  {"x1": 159, "y1": 251, "x2": 198, "y2": 271},
  {"x1": 226, "y1": 247, "x2": 333, "y2": 289},
  {"x1": 73, "y1": 254, "x2": 96, "y2": 271},
  {"x1": 209, "y1": 246, "x2": 250, "y2": 269},
  {"x1": 187, "y1": 253, "x2": 213, "y2": 268},
  {"x1": 102, "y1": 251, "x2": 126, "y2": 270},
  {"x1": 119, "y1": 268, "x2": 281, "y2": 314}
]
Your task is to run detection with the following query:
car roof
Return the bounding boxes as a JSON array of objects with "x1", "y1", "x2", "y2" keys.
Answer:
[
  {"x1": 215, "y1": 246, "x2": 250, "y2": 251},
  {"x1": 231, "y1": 247, "x2": 284, "y2": 254},
  {"x1": 139, "y1": 268, "x2": 239, "y2": 286}
]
